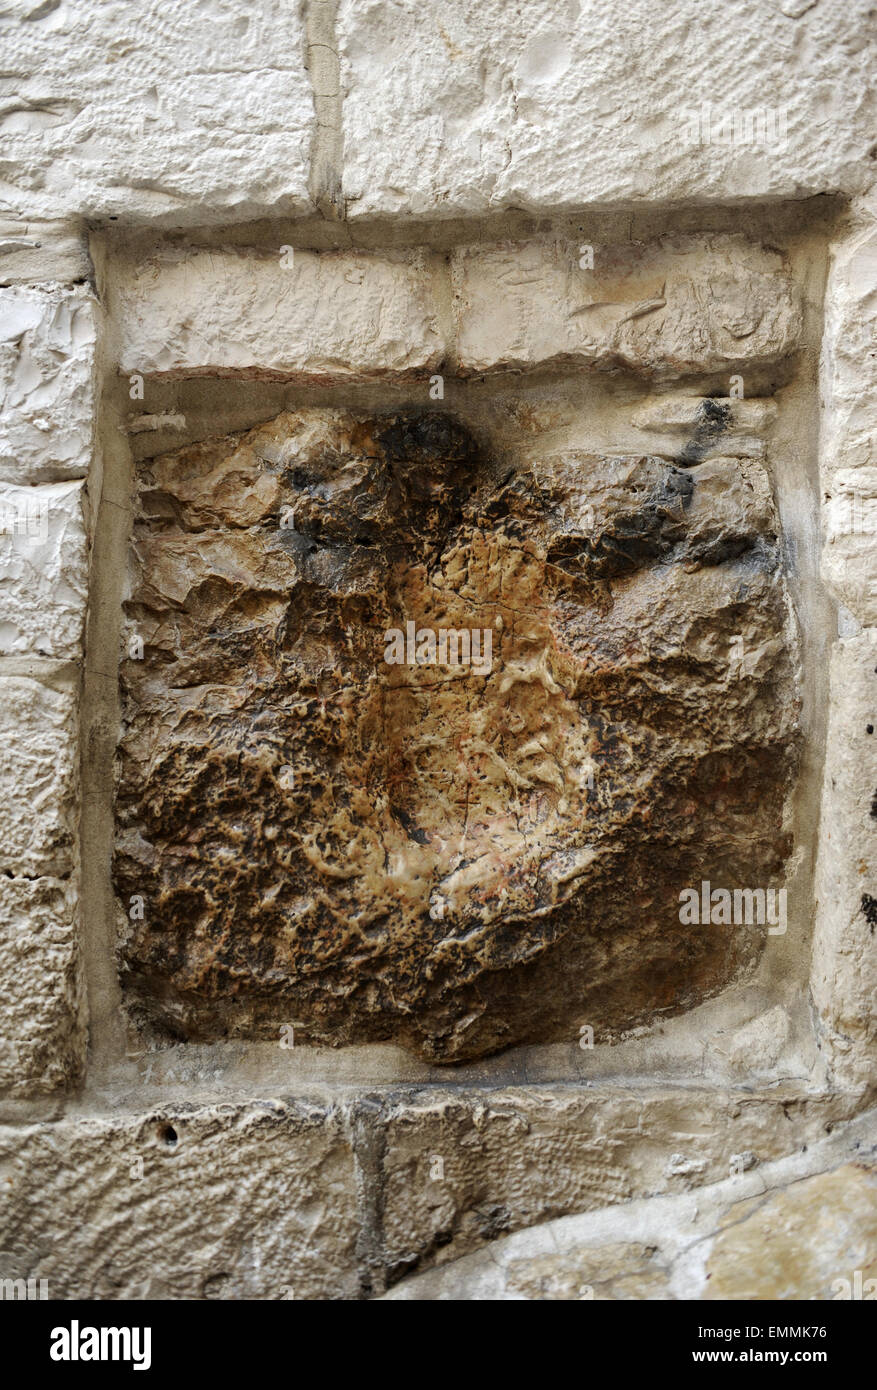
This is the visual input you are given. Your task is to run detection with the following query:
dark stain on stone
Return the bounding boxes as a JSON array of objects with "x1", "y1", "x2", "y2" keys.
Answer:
[
  {"x1": 676, "y1": 397, "x2": 731, "y2": 467},
  {"x1": 862, "y1": 894, "x2": 877, "y2": 933}
]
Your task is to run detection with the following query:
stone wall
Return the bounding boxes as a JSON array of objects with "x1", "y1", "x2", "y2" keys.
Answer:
[{"x1": 0, "y1": 0, "x2": 874, "y2": 1301}]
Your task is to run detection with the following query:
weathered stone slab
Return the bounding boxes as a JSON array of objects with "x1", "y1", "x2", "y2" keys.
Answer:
[
  {"x1": 113, "y1": 249, "x2": 443, "y2": 381},
  {"x1": 339, "y1": 0, "x2": 875, "y2": 219},
  {"x1": 0, "y1": 1100, "x2": 359, "y2": 1299},
  {"x1": 0, "y1": 480, "x2": 88, "y2": 659},
  {"x1": 810, "y1": 634, "x2": 877, "y2": 1091},
  {"x1": 704, "y1": 1162, "x2": 877, "y2": 1300},
  {"x1": 0, "y1": 286, "x2": 97, "y2": 485},
  {"x1": 820, "y1": 211, "x2": 877, "y2": 625},
  {"x1": 0, "y1": 1, "x2": 312, "y2": 225},
  {"x1": 0, "y1": 677, "x2": 78, "y2": 877},
  {"x1": 0, "y1": 220, "x2": 91, "y2": 287},
  {"x1": 375, "y1": 1088, "x2": 866, "y2": 1286},
  {"x1": 0, "y1": 874, "x2": 84, "y2": 1095},
  {"x1": 380, "y1": 1138, "x2": 877, "y2": 1300},
  {"x1": 115, "y1": 408, "x2": 800, "y2": 1061},
  {"x1": 452, "y1": 236, "x2": 801, "y2": 378}
]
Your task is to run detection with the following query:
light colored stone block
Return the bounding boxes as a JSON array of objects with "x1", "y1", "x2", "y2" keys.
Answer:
[
  {"x1": 339, "y1": 0, "x2": 875, "y2": 220},
  {"x1": 452, "y1": 235, "x2": 801, "y2": 378},
  {"x1": 0, "y1": 220, "x2": 91, "y2": 287},
  {"x1": 0, "y1": 1101, "x2": 359, "y2": 1299},
  {"x1": 113, "y1": 248, "x2": 443, "y2": 380},
  {"x1": 0, "y1": 1, "x2": 312, "y2": 226},
  {"x1": 810, "y1": 634, "x2": 877, "y2": 1091},
  {"x1": 0, "y1": 286, "x2": 97, "y2": 484},
  {"x1": 0, "y1": 480, "x2": 88, "y2": 659},
  {"x1": 381, "y1": 1121, "x2": 877, "y2": 1300},
  {"x1": 377, "y1": 1086, "x2": 863, "y2": 1284},
  {"x1": 0, "y1": 875, "x2": 84, "y2": 1096},
  {"x1": 0, "y1": 677, "x2": 78, "y2": 877},
  {"x1": 821, "y1": 208, "x2": 877, "y2": 625}
]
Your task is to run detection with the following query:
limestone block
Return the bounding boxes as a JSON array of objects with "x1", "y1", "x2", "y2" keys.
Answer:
[
  {"x1": 0, "y1": 1101, "x2": 359, "y2": 1299},
  {"x1": 631, "y1": 395, "x2": 777, "y2": 460},
  {"x1": 704, "y1": 1164, "x2": 877, "y2": 1300},
  {"x1": 452, "y1": 236, "x2": 801, "y2": 378},
  {"x1": 722, "y1": 1005, "x2": 791, "y2": 1078},
  {"x1": 0, "y1": 286, "x2": 97, "y2": 485},
  {"x1": 820, "y1": 212, "x2": 877, "y2": 624},
  {"x1": 0, "y1": 480, "x2": 88, "y2": 658},
  {"x1": 810, "y1": 635, "x2": 877, "y2": 1091},
  {"x1": 377, "y1": 1093, "x2": 871, "y2": 1293},
  {"x1": 114, "y1": 410, "x2": 800, "y2": 1061},
  {"x1": 339, "y1": 0, "x2": 875, "y2": 219},
  {"x1": 0, "y1": 677, "x2": 78, "y2": 877},
  {"x1": 113, "y1": 248, "x2": 442, "y2": 381},
  {"x1": 0, "y1": 1, "x2": 312, "y2": 225},
  {"x1": 0, "y1": 875, "x2": 84, "y2": 1095},
  {"x1": 0, "y1": 220, "x2": 91, "y2": 287}
]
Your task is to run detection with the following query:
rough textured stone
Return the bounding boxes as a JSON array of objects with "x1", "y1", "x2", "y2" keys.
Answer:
[
  {"x1": 0, "y1": 677, "x2": 78, "y2": 876},
  {"x1": 114, "y1": 408, "x2": 799, "y2": 1061},
  {"x1": 0, "y1": 1100, "x2": 359, "y2": 1299},
  {"x1": 0, "y1": 0, "x2": 313, "y2": 226},
  {"x1": 339, "y1": 0, "x2": 876, "y2": 219},
  {"x1": 810, "y1": 635, "x2": 877, "y2": 1091},
  {"x1": 0, "y1": 286, "x2": 97, "y2": 485},
  {"x1": 375, "y1": 1087, "x2": 864, "y2": 1286},
  {"x1": 380, "y1": 1109, "x2": 877, "y2": 1299},
  {"x1": 0, "y1": 480, "x2": 88, "y2": 658},
  {"x1": 0, "y1": 220, "x2": 91, "y2": 287},
  {"x1": 452, "y1": 235, "x2": 801, "y2": 379},
  {"x1": 821, "y1": 207, "x2": 877, "y2": 625},
  {"x1": 631, "y1": 394, "x2": 776, "y2": 459},
  {"x1": 704, "y1": 1163, "x2": 877, "y2": 1300},
  {"x1": 112, "y1": 248, "x2": 443, "y2": 381},
  {"x1": 0, "y1": 874, "x2": 84, "y2": 1095}
]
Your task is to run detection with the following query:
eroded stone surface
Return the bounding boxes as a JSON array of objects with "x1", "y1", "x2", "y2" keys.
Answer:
[
  {"x1": 0, "y1": 480, "x2": 88, "y2": 658},
  {"x1": 811, "y1": 634, "x2": 877, "y2": 1091},
  {"x1": 376, "y1": 1087, "x2": 864, "y2": 1285},
  {"x1": 0, "y1": 677, "x2": 78, "y2": 877},
  {"x1": 115, "y1": 407, "x2": 799, "y2": 1061},
  {"x1": 0, "y1": 286, "x2": 97, "y2": 485},
  {"x1": 452, "y1": 236, "x2": 801, "y2": 379},
  {"x1": 821, "y1": 212, "x2": 877, "y2": 625},
  {"x1": 0, "y1": 1, "x2": 312, "y2": 226},
  {"x1": 379, "y1": 1107, "x2": 877, "y2": 1299},
  {"x1": 0, "y1": 1100, "x2": 359, "y2": 1299},
  {"x1": 704, "y1": 1163, "x2": 877, "y2": 1300},
  {"x1": 113, "y1": 248, "x2": 442, "y2": 381},
  {"x1": 339, "y1": 0, "x2": 876, "y2": 219},
  {"x1": 0, "y1": 874, "x2": 84, "y2": 1095}
]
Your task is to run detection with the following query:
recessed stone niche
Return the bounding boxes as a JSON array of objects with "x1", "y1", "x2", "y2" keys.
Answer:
[{"x1": 112, "y1": 226, "x2": 812, "y2": 1064}]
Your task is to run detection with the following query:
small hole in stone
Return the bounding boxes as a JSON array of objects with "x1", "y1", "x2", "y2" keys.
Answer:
[
  {"x1": 159, "y1": 1123, "x2": 178, "y2": 1145},
  {"x1": 867, "y1": 725, "x2": 874, "y2": 735}
]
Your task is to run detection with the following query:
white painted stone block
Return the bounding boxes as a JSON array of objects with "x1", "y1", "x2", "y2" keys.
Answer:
[
  {"x1": 810, "y1": 634, "x2": 877, "y2": 1091},
  {"x1": 0, "y1": 480, "x2": 88, "y2": 659},
  {"x1": 339, "y1": 0, "x2": 876, "y2": 220},
  {"x1": 0, "y1": 286, "x2": 97, "y2": 485}
]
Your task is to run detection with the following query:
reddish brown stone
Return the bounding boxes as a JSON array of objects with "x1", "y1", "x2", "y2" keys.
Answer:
[{"x1": 115, "y1": 409, "x2": 799, "y2": 1061}]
